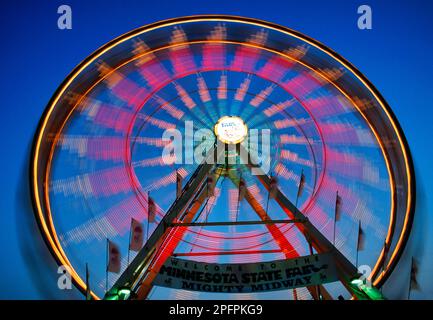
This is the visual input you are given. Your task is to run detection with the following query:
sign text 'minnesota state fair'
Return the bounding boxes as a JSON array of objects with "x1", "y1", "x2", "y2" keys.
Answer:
[{"x1": 154, "y1": 253, "x2": 338, "y2": 293}]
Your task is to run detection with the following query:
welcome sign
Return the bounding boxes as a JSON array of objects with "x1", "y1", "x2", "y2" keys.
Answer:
[{"x1": 154, "y1": 253, "x2": 338, "y2": 293}]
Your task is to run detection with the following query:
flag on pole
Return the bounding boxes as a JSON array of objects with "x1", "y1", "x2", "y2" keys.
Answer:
[
  {"x1": 148, "y1": 194, "x2": 156, "y2": 223},
  {"x1": 207, "y1": 174, "x2": 215, "y2": 197},
  {"x1": 269, "y1": 176, "x2": 278, "y2": 199},
  {"x1": 384, "y1": 241, "x2": 390, "y2": 257},
  {"x1": 238, "y1": 178, "x2": 246, "y2": 201},
  {"x1": 85, "y1": 263, "x2": 92, "y2": 300},
  {"x1": 335, "y1": 192, "x2": 342, "y2": 222},
  {"x1": 380, "y1": 240, "x2": 390, "y2": 272},
  {"x1": 176, "y1": 170, "x2": 183, "y2": 199},
  {"x1": 129, "y1": 218, "x2": 144, "y2": 252},
  {"x1": 357, "y1": 221, "x2": 365, "y2": 251},
  {"x1": 296, "y1": 171, "x2": 305, "y2": 201},
  {"x1": 107, "y1": 240, "x2": 121, "y2": 273},
  {"x1": 410, "y1": 257, "x2": 419, "y2": 291}
]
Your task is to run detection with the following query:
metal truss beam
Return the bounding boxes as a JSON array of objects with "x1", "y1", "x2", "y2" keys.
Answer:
[
  {"x1": 173, "y1": 249, "x2": 283, "y2": 257},
  {"x1": 135, "y1": 179, "x2": 211, "y2": 299},
  {"x1": 238, "y1": 147, "x2": 359, "y2": 298},
  {"x1": 104, "y1": 146, "x2": 223, "y2": 299},
  {"x1": 170, "y1": 218, "x2": 305, "y2": 228},
  {"x1": 226, "y1": 170, "x2": 332, "y2": 300}
]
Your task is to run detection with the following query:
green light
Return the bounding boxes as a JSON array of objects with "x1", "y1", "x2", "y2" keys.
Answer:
[
  {"x1": 348, "y1": 277, "x2": 386, "y2": 300},
  {"x1": 117, "y1": 287, "x2": 131, "y2": 300},
  {"x1": 105, "y1": 293, "x2": 119, "y2": 300},
  {"x1": 118, "y1": 288, "x2": 131, "y2": 295},
  {"x1": 350, "y1": 278, "x2": 364, "y2": 287},
  {"x1": 362, "y1": 286, "x2": 385, "y2": 300}
]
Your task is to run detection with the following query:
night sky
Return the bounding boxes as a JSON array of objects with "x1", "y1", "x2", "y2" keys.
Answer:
[{"x1": 0, "y1": 0, "x2": 432, "y2": 299}]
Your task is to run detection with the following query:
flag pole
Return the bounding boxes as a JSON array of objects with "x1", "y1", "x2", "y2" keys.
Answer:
[
  {"x1": 407, "y1": 258, "x2": 413, "y2": 300},
  {"x1": 265, "y1": 187, "x2": 270, "y2": 215},
  {"x1": 127, "y1": 218, "x2": 133, "y2": 280},
  {"x1": 176, "y1": 169, "x2": 181, "y2": 199},
  {"x1": 176, "y1": 169, "x2": 178, "y2": 198},
  {"x1": 333, "y1": 191, "x2": 339, "y2": 246},
  {"x1": 127, "y1": 218, "x2": 132, "y2": 268},
  {"x1": 295, "y1": 169, "x2": 304, "y2": 208},
  {"x1": 356, "y1": 220, "x2": 360, "y2": 269},
  {"x1": 266, "y1": 173, "x2": 275, "y2": 214},
  {"x1": 236, "y1": 174, "x2": 242, "y2": 222},
  {"x1": 382, "y1": 241, "x2": 389, "y2": 273},
  {"x1": 380, "y1": 241, "x2": 388, "y2": 294},
  {"x1": 407, "y1": 278, "x2": 412, "y2": 300},
  {"x1": 85, "y1": 262, "x2": 90, "y2": 301},
  {"x1": 206, "y1": 175, "x2": 212, "y2": 222},
  {"x1": 407, "y1": 257, "x2": 415, "y2": 300},
  {"x1": 105, "y1": 238, "x2": 109, "y2": 294},
  {"x1": 146, "y1": 192, "x2": 150, "y2": 240}
]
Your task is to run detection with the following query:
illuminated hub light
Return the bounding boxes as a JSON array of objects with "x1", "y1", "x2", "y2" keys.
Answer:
[{"x1": 214, "y1": 116, "x2": 248, "y2": 145}]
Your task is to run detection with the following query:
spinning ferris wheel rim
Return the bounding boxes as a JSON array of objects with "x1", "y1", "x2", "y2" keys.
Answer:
[{"x1": 30, "y1": 15, "x2": 415, "y2": 299}]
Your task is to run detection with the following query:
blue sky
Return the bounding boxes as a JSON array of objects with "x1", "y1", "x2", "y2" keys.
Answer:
[{"x1": 0, "y1": 0, "x2": 432, "y2": 299}]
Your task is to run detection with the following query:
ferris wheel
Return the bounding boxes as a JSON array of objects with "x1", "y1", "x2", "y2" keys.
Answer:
[{"x1": 31, "y1": 15, "x2": 415, "y2": 300}]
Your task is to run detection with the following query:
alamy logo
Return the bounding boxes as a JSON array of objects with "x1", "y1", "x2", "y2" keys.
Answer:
[
  {"x1": 357, "y1": 5, "x2": 372, "y2": 30},
  {"x1": 57, "y1": 265, "x2": 72, "y2": 290},
  {"x1": 57, "y1": 5, "x2": 72, "y2": 30}
]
